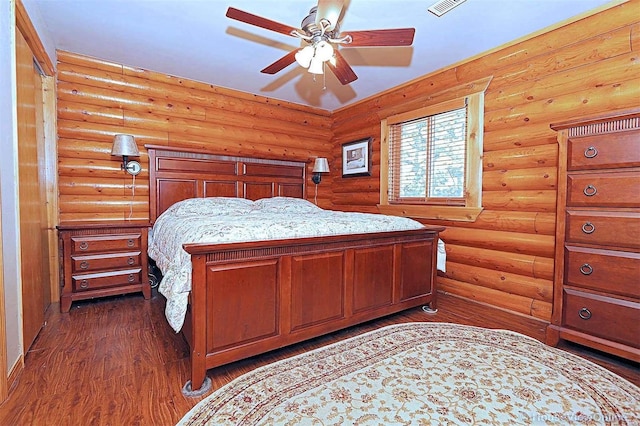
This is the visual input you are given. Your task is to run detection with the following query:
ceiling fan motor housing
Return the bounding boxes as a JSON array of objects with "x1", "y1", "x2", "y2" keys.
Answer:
[{"x1": 301, "y1": 7, "x2": 318, "y2": 29}]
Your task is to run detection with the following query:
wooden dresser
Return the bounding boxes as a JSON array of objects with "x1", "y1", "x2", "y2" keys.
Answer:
[
  {"x1": 58, "y1": 221, "x2": 152, "y2": 312},
  {"x1": 547, "y1": 109, "x2": 640, "y2": 362}
]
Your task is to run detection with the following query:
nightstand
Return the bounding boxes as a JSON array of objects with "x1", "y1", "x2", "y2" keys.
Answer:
[{"x1": 57, "y1": 221, "x2": 152, "y2": 312}]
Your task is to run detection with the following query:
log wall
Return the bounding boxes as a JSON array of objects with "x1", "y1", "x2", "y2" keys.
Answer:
[
  {"x1": 329, "y1": 1, "x2": 640, "y2": 321},
  {"x1": 56, "y1": 51, "x2": 333, "y2": 222}
]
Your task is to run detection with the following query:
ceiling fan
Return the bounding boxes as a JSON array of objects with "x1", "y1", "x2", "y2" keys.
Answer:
[{"x1": 226, "y1": 0, "x2": 415, "y2": 85}]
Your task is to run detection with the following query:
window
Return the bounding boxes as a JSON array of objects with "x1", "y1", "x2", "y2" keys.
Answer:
[
  {"x1": 389, "y1": 100, "x2": 467, "y2": 205},
  {"x1": 379, "y1": 78, "x2": 490, "y2": 222}
]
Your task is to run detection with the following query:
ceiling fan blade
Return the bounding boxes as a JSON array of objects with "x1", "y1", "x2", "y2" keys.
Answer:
[
  {"x1": 261, "y1": 50, "x2": 299, "y2": 74},
  {"x1": 344, "y1": 28, "x2": 416, "y2": 47},
  {"x1": 327, "y1": 50, "x2": 357, "y2": 85},
  {"x1": 226, "y1": 7, "x2": 298, "y2": 37},
  {"x1": 315, "y1": 0, "x2": 344, "y2": 31}
]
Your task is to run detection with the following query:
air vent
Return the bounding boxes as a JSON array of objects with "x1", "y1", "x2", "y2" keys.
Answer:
[{"x1": 428, "y1": 0, "x2": 467, "y2": 17}]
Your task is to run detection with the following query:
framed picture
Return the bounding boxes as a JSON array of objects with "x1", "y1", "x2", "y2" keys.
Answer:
[{"x1": 342, "y1": 137, "x2": 372, "y2": 178}]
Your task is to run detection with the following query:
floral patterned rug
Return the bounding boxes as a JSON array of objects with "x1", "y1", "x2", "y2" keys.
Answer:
[{"x1": 177, "y1": 323, "x2": 639, "y2": 425}]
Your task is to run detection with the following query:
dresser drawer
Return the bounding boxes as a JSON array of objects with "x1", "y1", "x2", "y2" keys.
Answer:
[
  {"x1": 565, "y1": 210, "x2": 640, "y2": 249},
  {"x1": 71, "y1": 251, "x2": 141, "y2": 273},
  {"x1": 568, "y1": 131, "x2": 640, "y2": 171},
  {"x1": 72, "y1": 268, "x2": 142, "y2": 292},
  {"x1": 563, "y1": 288, "x2": 640, "y2": 348},
  {"x1": 565, "y1": 246, "x2": 640, "y2": 298},
  {"x1": 71, "y1": 233, "x2": 141, "y2": 254},
  {"x1": 566, "y1": 171, "x2": 640, "y2": 207}
]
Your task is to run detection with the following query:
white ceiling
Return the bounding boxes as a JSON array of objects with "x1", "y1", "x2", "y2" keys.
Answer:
[{"x1": 26, "y1": 0, "x2": 616, "y2": 111}]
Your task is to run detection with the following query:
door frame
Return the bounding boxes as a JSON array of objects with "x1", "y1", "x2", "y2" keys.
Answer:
[{"x1": 0, "y1": 0, "x2": 56, "y2": 404}]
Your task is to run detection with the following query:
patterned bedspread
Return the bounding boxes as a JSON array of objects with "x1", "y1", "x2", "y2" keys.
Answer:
[{"x1": 148, "y1": 197, "x2": 429, "y2": 332}]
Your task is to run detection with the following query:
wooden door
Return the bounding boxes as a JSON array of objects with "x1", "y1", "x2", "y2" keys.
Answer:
[{"x1": 16, "y1": 29, "x2": 50, "y2": 351}]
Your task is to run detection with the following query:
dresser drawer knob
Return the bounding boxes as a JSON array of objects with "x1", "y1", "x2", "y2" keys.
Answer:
[
  {"x1": 127, "y1": 257, "x2": 135, "y2": 265},
  {"x1": 583, "y1": 146, "x2": 598, "y2": 158},
  {"x1": 579, "y1": 263, "x2": 593, "y2": 275},
  {"x1": 583, "y1": 185, "x2": 597, "y2": 197},
  {"x1": 80, "y1": 279, "x2": 89, "y2": 289},
  {"x1": 79, "y1": 242, "x2": 89, "y2": 251},
  {"x1": 127, "y1": 239, "x2": 135, "y2": 247},
  {"x1": 79, "y1": 261, "x2": 89, "y2": 270},
  {"x1": 581, "y1": 222, "x2": 595, "y2": 234},
  {"x1": 578, "y1": 307, "x2": 592, "y2": 320},
  {"x1": 128, "y1": 274, "x2": 135, "y2": 283}
]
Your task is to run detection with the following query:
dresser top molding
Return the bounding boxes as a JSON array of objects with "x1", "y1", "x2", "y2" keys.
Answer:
[{"x1": 550, "y1": 108, "x2": 640, "y2": 135}]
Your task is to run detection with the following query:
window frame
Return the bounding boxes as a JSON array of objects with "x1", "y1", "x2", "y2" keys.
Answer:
[{"x1": 378, "y1": 77, "x2": 491, "y2": 222}]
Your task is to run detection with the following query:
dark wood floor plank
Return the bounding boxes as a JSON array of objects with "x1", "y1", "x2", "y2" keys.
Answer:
[{"x1": 0, "y1": 291, "x2": 637, "y2": 425}]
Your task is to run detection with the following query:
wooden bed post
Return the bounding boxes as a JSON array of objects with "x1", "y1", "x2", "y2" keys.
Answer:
[
  {"x1": 428, "y1": 239, "x2": 439, "y2": 311},
  {"x1": 186, "y1": 254, "x2": 209, "y2": 394}
]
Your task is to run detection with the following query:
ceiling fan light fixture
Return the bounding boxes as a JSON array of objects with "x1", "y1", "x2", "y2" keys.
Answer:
[
  {"x1": 314, "y1": 41, "x2": 334, "y2": 62},
  {"x1": 308, "y1": 57, "x2": 324, "y2": 74},
  {"x1": 295, "y1": 46, "x2": 314, "y2": 68}
]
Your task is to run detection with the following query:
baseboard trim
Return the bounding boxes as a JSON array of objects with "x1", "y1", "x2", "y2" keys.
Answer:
[
  {"x1": 6, "y1": 355, "x2": 24, "y2": 396},
  {"x1": 437, "y1": 290, "x2": 549, "y2": 342}
]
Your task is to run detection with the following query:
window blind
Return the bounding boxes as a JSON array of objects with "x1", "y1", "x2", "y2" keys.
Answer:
[{"x1": 388, "y1": 105, "x2": 467, "y2": 204}]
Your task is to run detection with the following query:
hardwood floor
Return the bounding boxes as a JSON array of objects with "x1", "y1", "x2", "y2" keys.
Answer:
[{"x1": 0, "y1": 290, "x2": 637, "y2": 425}]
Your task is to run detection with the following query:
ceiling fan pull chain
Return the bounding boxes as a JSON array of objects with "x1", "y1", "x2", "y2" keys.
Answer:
[{"x1": 323, "y1": 66, "x2": 327, "y2": 90}]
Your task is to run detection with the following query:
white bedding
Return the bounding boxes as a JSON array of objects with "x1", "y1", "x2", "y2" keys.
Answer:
[{"x1": 148, "y1": 197, "x2": 440, "y2": 332}]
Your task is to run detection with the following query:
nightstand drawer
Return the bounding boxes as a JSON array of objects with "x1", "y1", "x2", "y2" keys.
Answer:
[
  {"x1": 71, "y1": 234, "x2": 141, "y2": 254},
  {"x1": 72, "y1": 268, "x2": 142, "y2": 292},
  {"x1": 71, "y1": 251, "x2": 141, "y2": 273},
  {"x1": 563, "y1": 289, "x2": 640, "y2": 347},
  {"x1": 564, "y1": 246, "x2": 640, "y2": 298}
]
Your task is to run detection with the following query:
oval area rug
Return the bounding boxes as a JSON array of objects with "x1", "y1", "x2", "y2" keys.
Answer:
[{"x1": 177, "y1": 322, "x2": 639, "y2": 425}]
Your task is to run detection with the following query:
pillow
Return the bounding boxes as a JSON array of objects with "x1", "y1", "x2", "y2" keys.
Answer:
[
  {"x1": 252, "y1": 197, "x2": 320, "y2": 214},
  {"x1": 167, "y1": 197, "x2": 255, "y2": 217}
]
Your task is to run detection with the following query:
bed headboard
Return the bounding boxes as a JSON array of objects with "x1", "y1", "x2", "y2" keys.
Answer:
[{"x1": 146, "y1": 145, "x2": 307, "y2": 222}]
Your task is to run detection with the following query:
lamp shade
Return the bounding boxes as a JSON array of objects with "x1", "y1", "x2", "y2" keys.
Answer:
[
  {"x1": 111, "y1": 134, "x2": 140, "y2": 157},
  {"x1": 312, "y1": 157, "x2": 330, "y2": 173},
  {"x1": 308, "y1": 57, "x2": 324, "y2": 75},
  {"x1": 314, "y1": 41, "x2": 334, "y2": 62},
  {"x1": 295, "y1": 46, "x2": 314, "y2": 68}
]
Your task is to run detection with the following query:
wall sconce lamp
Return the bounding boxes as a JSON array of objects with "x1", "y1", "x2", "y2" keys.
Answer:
[
  {"x1": 111, "y1": 134, "x2": 141, "y2": 175},
  {"x1": 312, "y1": 157, "x2": 330, "y2": 184}
]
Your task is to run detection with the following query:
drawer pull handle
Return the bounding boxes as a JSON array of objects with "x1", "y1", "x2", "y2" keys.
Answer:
[
  {"x1": 127, "y1": 257, "x2": 135, "y2": 265},
  {"x1": 128, "y1": 274, "x2": 135, "y2": 283},
  {"x1": 79, "y1": 261, "x2": 89, "y2": 270},
  {"x1": 80, "y1": 279, "x2": 89, "y2": 289},
  {"x1": 579, "y1": 263, "x2": 593, "y2": 275},
  {"x1": 578, "y1": 307, "x2": 592, "y2": 320},
  {"x1": 127, "y1": 239, "x2": 135, "y2": 247},
  {"x1": 583, "y1": 146, "x2": 598, "y2": 158},
  {"x1": 79, "y1": 242, "x2": 89, "y2": 251},
  {"x1": 581, "y1": 222, "x2": 595, "y2": 234},
  {"x1": 583, "y1": 185, "x2": 597, "y2": 197}
]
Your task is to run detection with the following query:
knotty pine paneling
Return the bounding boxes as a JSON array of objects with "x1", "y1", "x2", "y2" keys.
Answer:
[
  {"x1": 56, "y1": 51, "x2": 333, "y2": 222},
  {"x1": 329, "y1": 1, "x2": 640, "y2": 321}
]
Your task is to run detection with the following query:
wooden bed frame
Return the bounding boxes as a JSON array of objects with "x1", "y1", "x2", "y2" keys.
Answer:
[{"x1": 147, "y1": 145, "x2": 444, "y2": 393}]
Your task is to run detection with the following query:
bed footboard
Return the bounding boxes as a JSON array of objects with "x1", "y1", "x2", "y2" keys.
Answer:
[{"x1": 182, "y1": 228, "x2": 443, "y2": 392}]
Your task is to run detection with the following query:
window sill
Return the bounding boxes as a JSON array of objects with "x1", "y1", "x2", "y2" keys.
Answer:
[{"x1": 377, "y1": 204, "x2": 483, "y2": 222}]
